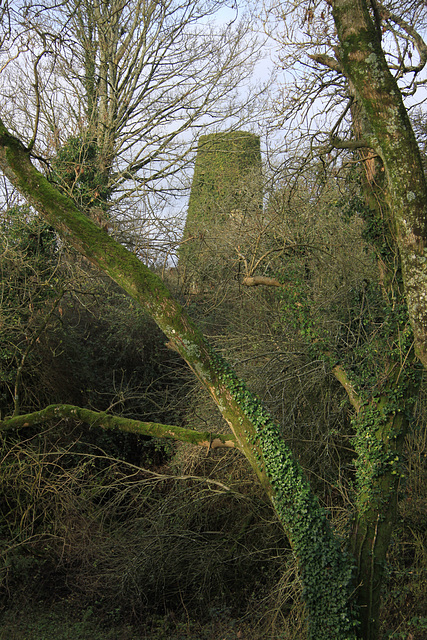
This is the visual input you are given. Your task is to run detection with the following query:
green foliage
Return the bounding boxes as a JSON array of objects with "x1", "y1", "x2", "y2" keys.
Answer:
[
  {"x1": 276, "y1": 263, "x2": 319, "y2": 344},
  {"x1": 209, "y1": 350, "x2": 356, "y2": 639},
  {"x1": 50, "y1": 136, "x2": 111, "y2": 213},
  {"x1": 379, "y1": 400, "x2": 427, "y2": 639}
]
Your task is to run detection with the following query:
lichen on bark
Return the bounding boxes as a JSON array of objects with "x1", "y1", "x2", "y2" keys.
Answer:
[{"x1": 332, "y1": 0, "x2": 427, "y2": 369}]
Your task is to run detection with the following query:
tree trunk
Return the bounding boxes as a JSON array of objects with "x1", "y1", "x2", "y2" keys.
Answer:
[
  {"x1": 351, "y1": 394, "x2": 411, "y2": 639},
  {"x1": 331, "y1": 0, "x2": 427, "y2": 368},
  {"x1": 328, "y1": 5, "x2": 426, "y2": 635}
]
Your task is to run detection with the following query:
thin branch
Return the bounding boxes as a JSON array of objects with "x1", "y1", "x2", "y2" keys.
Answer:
[
  {"x1": 27, "y1": 50, "x2": 46, "y2": 152},
  {"x1": 381, "y1": 5, "x2": 427, "y2": 74}
]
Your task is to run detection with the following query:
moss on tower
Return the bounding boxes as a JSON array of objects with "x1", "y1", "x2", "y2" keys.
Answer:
[{"x1": 180, "y1": 131, "x2": 262, "y2": 277}]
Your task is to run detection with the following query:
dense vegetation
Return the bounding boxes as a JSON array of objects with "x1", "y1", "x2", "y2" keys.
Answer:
[
  {"x1": 1, "y1": 1, "x2": 427, "y2": 638},
  {"x1": 1, "y1": 158, "x2": 427, "y2": 639}
]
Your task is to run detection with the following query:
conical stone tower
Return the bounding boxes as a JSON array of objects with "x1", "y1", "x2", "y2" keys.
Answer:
[{"x1": 180, "y1": 131, "x2": 262, "y2": 289}]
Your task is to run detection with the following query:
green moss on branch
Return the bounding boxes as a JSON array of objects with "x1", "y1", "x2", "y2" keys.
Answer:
[{"x1": 0, "y1": 404, "x2": 239, "y2": 450}]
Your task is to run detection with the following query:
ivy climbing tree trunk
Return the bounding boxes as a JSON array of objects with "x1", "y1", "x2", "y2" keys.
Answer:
[
  {"x1": 0, "y1": 119, "x2": 357, "y2": 640},
  {"x1": 341, "y1": 77, "x2": 419, "y2": 640},
  {"x1": 328, "y1": 3, "x2": 427, "y2": 636},
  {"x1": 331, "y1": 0, "x2": 427, "y2": 368},
  {"x1": 335, "y1": 363, "x2": 418, "y2": 640}
]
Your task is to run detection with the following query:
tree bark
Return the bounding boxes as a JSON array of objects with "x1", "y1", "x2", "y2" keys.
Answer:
[
  {"x1": 329, "y1": 4, "x2": 425, "y2": 636},
  {"x1": 331, "y1": 0, "x2": 427, "y2": 368},
  {"x1": 350, "y1": 390, "x2": 411, "y2": 640}
]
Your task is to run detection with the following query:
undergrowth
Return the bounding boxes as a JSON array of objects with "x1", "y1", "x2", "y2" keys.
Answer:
[{"x1": 0, "y1": 387, "x2": 426, "y2": 639}]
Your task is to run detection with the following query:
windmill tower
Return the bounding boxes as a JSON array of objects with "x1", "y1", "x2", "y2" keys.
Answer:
[{"x1": 180, "y1": 131, "x2": 262, "y2": 291}]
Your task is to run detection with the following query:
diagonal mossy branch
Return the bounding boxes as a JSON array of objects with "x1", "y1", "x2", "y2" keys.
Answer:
[{"x1": 0, "y1": 404, "x2": 239, "y2": 450}]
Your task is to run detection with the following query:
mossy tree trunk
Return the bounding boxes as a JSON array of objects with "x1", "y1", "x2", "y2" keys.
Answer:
[
  {"x1": 0, "y1": 119, "x2": 356, "y2": 639},
  {"x1": 349, "y1": 100, "x2": 418, "y2": 640},
  {"x1": 328, "y1": 2, "x2": 427, "y2": 636},
  {"x1": 331, "y1": 0, "x2": 427, "y2": 368},
  {"x1": 335, "y1": 359, "x2": 418, "y2": 640},
  {"x1": 350, "y1": 406, "x2": 409, "y2": 640}
]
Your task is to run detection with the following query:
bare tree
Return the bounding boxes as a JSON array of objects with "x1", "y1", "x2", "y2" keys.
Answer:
[{"x1": 0, "y1": 0, "x2": 266, "y2": 241}]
